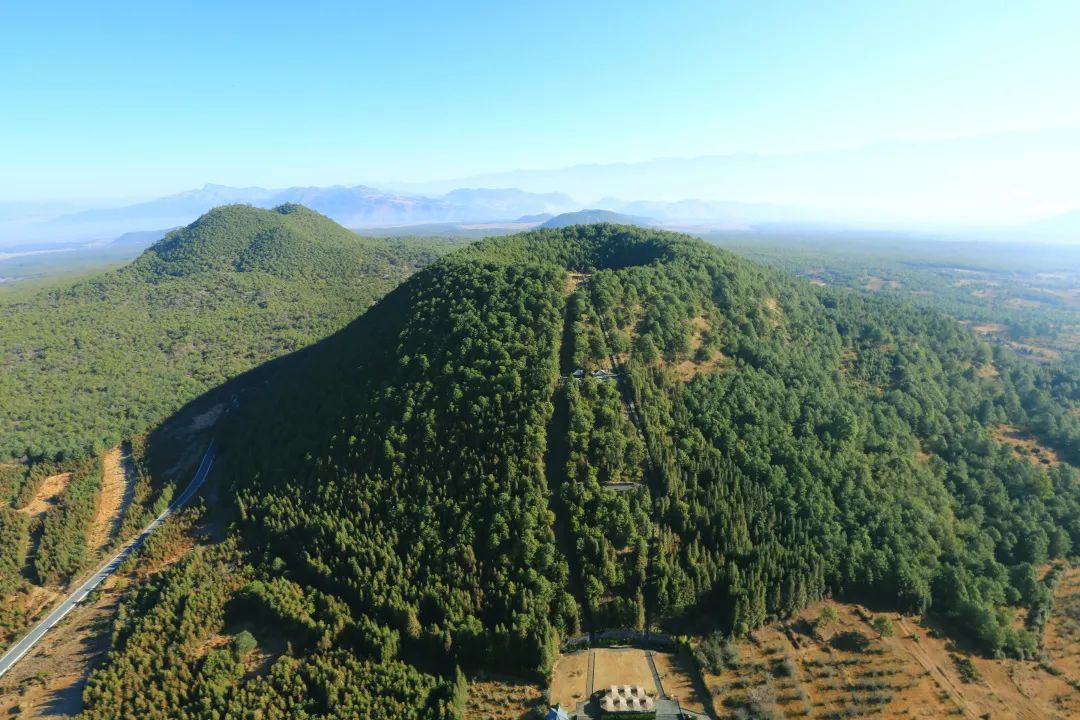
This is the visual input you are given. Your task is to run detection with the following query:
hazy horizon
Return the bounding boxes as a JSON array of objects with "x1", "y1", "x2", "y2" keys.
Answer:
[{"x1": 3, "y1": 1, "x2": 1079, "y2": 229}]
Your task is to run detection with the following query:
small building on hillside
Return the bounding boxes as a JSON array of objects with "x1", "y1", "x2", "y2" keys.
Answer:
[
  {"x1": 571, "y1": 368, "x2": 586, "y2": 378},
  {"x1": 599, "y1": 685, "x2": 656, "y2": 717},
  {"x1": 592, "y1": 368, "x2": 618, "y2": 380}
]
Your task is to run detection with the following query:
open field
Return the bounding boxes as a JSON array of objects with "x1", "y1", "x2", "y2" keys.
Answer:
[
  {"x1": 992, "y1": 424, "x2": 1066, "y2": 467},
  {"x1": 16, "y1": 473, "x2": 72, "y2": 518},
  {"x1": 968, "y1": 321, "x2": 1008, "y2": 335},
  {"x1": 697, "y1": 594, "x2": 1080, "y2": 719},
  {"x1": 550, "y1": 651, "x2": 591, "y2": 709},
  {"x1": 864, "y1": 276, "x2": 901, "y2": 292},
  {"x1": 591, "y1": 648, "x2": 655, "y2": 693},
  {"x1": 550, "y1": 647, "x2": 700, "y2": 716},
  {"x1": 1043, "y1": 566, "x2": 1080, "y2": 704},
  {"x1": 466, "y1": 674, "x2": 545, "y2": 720},
  {"x1": 652, "y1": 650, "x2": 709, "y2": 714}
]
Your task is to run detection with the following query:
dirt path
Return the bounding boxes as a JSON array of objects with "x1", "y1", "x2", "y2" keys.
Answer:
[
  {"x1": 16, "y1": 473, "x2": 72, "y2": 517},
  {"x1": 85, "y1": 446, "x2": 134, "y2": 556},
  {"x1": 645, "y1": 651, "x2": 665, "y2": 698}
]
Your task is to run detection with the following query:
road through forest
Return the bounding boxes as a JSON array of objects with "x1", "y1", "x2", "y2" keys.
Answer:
[{"x1": 0, "y1": 442, "x2": 216, "y2": 679}]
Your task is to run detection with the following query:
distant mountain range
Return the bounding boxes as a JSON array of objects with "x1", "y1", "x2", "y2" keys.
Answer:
[
  {"x1": 1, "y1": 183, "x2": 822, "y2": 248},
  {"x1": 41, "y1": 185, "x2": 581, "y2": 240},
  {"x1": 403, "y1": 127, "x2": 1080, "y2": 229},
  {"x1": 1, "y1": 156, "x2": 1077, "y2": 248}
]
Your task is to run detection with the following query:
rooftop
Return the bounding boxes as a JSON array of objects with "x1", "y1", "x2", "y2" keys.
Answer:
[{"x1": 600, "y1": 684, "x2": 655, "y2": 713}]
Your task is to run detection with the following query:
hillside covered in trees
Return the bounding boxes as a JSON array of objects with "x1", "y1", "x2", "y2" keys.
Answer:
[
  {"x1": 74, "y1": 223, "x2": 1080, "y2": 718},
  {"x1": 0, "y1": 204, "x2": 458, "y2": 460}
]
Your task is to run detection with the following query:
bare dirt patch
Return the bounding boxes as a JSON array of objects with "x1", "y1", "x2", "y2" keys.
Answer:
[
  {"x1": 591, "y1": 648, "x2": 656, "y2": 694},
  {"x1": 1040, "y1": 287, "x2": 1080, "y2": 310},
  {"x1": 159, "y1": 403, "x2": 223, "y2": 481},
  {"x1": 891, "y1": 611, "x2": 1070, "y2": 720},
  {"x1": 969, "y1": 322, "x2": 1007, "y2": 335},
  {"x1": 669, "y1": 316, "x2": 728, "y2": 381},
  {"x1": 1008, "y1": 341, "x2": 1063, "y2": 362},
  {"x1": 565, "y1": 272, "x2": 591, "y2": 296},
  {"x1": 670, "y1": 353, "x2": 727, "y2": 381},
  {"x1": 992, "y1": 425, "x2": 1065, "y2": 467},
  {"x1": 976, "y1": 362, "x2": 999, "y2": 379},
  {"x1": 16, "y1": 473, "x2": 72, "y2": 518},
  {"x1": 698, "y1": 599, "x2": 1080, "y2": 720},
  {"x1": 550, "y1": 651, "x2": 591, "y2": 709},
  {"x1": 652, "y1": 651, "x2": 707, "y2": 714},
  {"x1": 1005, "y1": 297, "x2": 1046, "y2": 309},
  {"x1": 1043, "y1": 566, "x2": 1080, "y2": 700},
  {"x1": 864, "y1": 276, "x2": 901, "y2": 292},
  {"x1": 670, "y1": 355, "x2": 726, "y2": 381},
  {"x1": 762, "y1": 297, "x2": 785, "y2": 328},
  {"x1": 466, "y1": 674, "x2": 545, "y2": 720},
  {"x1": 0, "y1": 576, "x2": 121, "y2": 719},
  {"x1": 699, "y1": 604, "x2": 959, "y2": 720},
  {"x1": 85, "y1": 447, "x2": 132, "y2": 556}
]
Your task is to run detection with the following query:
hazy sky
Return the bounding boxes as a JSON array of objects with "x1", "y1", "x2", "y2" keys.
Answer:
[{"x1": 2, "y1": 1, "x2": 1079, "y2": 217}]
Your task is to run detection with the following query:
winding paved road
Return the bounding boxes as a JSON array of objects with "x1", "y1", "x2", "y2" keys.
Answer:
[{"x1": 0, "y1": 442, "x2": 216, "y2": 679}]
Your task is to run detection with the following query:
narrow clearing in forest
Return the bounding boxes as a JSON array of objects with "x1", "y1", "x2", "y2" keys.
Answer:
[
  {"x1": 86, "y1": 445, "x2": 135, "y2": 556},
  {"x1": 543, "y1": 286, "x2": 592, "y2": 630},
  {"x1": 16, "y1": 473, "x2": 72, "y2": 518}
]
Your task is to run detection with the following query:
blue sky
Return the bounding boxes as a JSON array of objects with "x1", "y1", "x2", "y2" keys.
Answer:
[{"x1": 2, "y1": 1, "x2": 1079, "y2": 210}]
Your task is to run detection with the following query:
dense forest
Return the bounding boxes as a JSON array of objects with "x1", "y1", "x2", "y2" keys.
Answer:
[
  {"x1": 708, "y1": 231, "x2": 1080, "y2": 362},
  {"x1": 0, "y1": 204, "x2": 460, "y2": 461},
  {"x1": 0, "y1": 454, "x2": 113, "y2": 642},
  {"x1": 67, "y1": 223, "x2": 1079, "y2": 716}
]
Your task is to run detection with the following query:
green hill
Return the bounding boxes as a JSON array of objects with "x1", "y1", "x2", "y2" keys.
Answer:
[
  {"x1": 0, "y1": 204, "x2": 452, "y2": 459},
  {"x1": 77, "y1": 224, "x2": 1080, "y2": 718},
  {"x1": 540, "y1": 209, "x2": 651, "y2": 228},
  {"x1": 134, "y1": 203, "x2": 376, "y2": 279}
]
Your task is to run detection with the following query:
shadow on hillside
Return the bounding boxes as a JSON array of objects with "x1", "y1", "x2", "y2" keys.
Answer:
[{"x1": 135, "y1": 266, "x2": 425, "y2": 537}]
